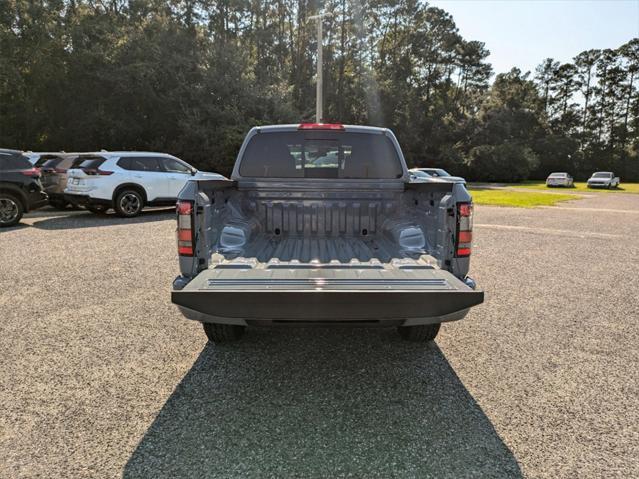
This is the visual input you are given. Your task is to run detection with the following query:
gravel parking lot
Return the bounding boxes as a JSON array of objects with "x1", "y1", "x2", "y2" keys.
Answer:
[{"x1": 1, "y1": 194, "x2": 638, "y2": 478}]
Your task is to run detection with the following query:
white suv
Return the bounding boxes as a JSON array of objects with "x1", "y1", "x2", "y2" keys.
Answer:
[{"x1": 64, "y1": 152, "x2": 223, "y2": 217}]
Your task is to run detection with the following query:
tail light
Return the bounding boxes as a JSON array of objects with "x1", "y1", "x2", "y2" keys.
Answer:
[
  {"x1": 84, "y1": 168, "x2": 113, "y2": 176},
  {"x1": 20, "y1": 168, "x2": 41, "y2": 177},
  {"x1": 177, "y1": 201, "x2": 194, "y2": 256},
  {"x1": 456, "y1": 203, "x2": 473, "y2": 257}
]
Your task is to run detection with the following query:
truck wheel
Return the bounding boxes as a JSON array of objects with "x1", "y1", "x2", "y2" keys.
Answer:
[
  {"x1": 0, "y1": 194, "x2": 24, "y2": 227},
  {"x1": 115, "y1": 190, "x2": 143, "y2": 217},
  {"x1": 202, "y1": 322, "x2": 246, "y2": 343},
  {"x1": 397, "y1": 323, "x2": 441, "y2": 342}
]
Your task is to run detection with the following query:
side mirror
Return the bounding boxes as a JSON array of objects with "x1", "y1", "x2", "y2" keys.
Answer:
[{"x1": 191, "y1": 168, "x2": 197, "y2": 176}]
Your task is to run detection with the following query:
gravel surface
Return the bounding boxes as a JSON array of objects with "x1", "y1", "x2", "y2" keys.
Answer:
[{"x1": 1, "y1": 195, "x2": 637, "y2": 478}]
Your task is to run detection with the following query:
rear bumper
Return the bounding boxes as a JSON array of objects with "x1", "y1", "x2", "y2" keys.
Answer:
[
  {"x1": 172, "y1": 270, "x2": 484, "y2": 327},
  {"x1": 47, "y1": 192, "x2": 66, "y2": 201},
  {"x1": 26, "y1": 191, "x2": 49, "y2": 212},
  {"x1": 64, "y1": 194, "x2": 111, "y2": 208}
]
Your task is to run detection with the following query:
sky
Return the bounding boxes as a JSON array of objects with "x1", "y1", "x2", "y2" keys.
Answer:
[{"x1": 428, "y1": 0, "x2": 639, "y2": 75}]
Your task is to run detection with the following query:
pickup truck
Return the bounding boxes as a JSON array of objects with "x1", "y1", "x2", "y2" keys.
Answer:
[
  {"x1": 587, "y1": 171, "x2": 620, "y2": 189},
  {"x1": 171, "y1": 123, "x2": 484, "y2": 343}
]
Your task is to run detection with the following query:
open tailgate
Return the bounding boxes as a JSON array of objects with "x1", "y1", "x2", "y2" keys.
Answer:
[{"x1": 172, "y1": 267, "x2": 484, "y2": 321}]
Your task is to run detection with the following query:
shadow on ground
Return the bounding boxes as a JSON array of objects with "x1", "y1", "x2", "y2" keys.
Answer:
[
  {"x1": 124, "y1": 328, "x2": 521, "y2": 478},
  {"x1": 29, "y1": 208, "x2": 173, "y2": 230}
]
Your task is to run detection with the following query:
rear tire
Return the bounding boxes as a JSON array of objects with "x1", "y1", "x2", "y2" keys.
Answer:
[
  {"x1": 115, "y1": 189, "x2": 144, "y2": 217},
  {"x1": 398, "y1": 323, "x2": 441, "y2": 342},
  {"x1": 202, "y1": 322, "x2": 246, "y2": 343},
  {"x1": 0, "y1": 194, "x2": 24, "y2": 227},
  {"x1": 87, "y1": 205, "x2": 109, "y2": 214}
]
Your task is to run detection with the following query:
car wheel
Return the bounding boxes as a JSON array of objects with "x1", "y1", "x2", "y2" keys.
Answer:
[
  {"x1": 115, "y1": 190, "x2": 143, "y2": 217},
  {"x1": 87, "y1": 205, "x2": 109, "y2": 214},
  {"x1": 397, "y1": 323, "x2": 441, "y2": 342},
  {"x1": 0, "y1": 194, "x2": 24, "y2": 227},
  {"x1": 202, "y1": 322, "x2": 246, "y2": 343}
]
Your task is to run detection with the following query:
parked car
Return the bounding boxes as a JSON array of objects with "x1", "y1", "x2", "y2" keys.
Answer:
[
  {"x1": 546, "y1": 172, "x2": 574, "y2": 187},
  {"x1": 24, "y1": 152, "x2": 67, "y2": 167},
  {"x1": 64, "y1": 152, "x2": 223, "y2": 217},
  {"x1": 39, "y1": 154, "x2": 83, "y2": 209},
  {"x1": 0, "y1": 149, "x2": 48, "y2": 227},
  {"x1": 171, "y1": 123, "x2": 484, "y2": 344},
  {"x1": 409, "y1": 167, "x2": 466, "y2": 183},
  {"x1": 587, "y1": 172, "x2": 620, "y2": 189}
]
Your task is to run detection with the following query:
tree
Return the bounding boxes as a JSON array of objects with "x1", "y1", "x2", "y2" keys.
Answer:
[{"x1": 0, "y1": 1, "x2": 636, "y2": 180}]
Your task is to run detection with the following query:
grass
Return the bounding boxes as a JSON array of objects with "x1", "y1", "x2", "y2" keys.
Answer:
[
  {"x1": 506, "y1": 181, "x2": 639, "y2": 194},
  {"x1": 469, "y1": 188, "x2": 576, "y2": 208}
]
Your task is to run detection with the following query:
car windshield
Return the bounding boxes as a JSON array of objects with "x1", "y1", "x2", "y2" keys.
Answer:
[
  {"x1": 593, "y1": 172, "x2": 612, "y2": 178},
  {"x1": 240, "y1": 131, "x2": 403, "y2": 179},
  {"x1": 423, "y1": 168, "x2": 450, "y2": 177}
]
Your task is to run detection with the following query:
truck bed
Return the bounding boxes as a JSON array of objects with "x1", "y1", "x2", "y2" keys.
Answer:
[{"x1": 220, "y1": 233, "x2": 427, "y2": 266}]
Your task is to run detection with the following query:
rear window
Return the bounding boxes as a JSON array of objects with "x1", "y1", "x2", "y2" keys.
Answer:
[
  {"x1": 70, "y1": 157, "x2": 85, "y2": 168},
  {"x1": 41, "y1": 158, "x2": 64, "y2": 169},
  {"x1": 76, "y1": 157, "x2": 107, "y2": 170},
  {"x1": 239, "y1": 131, "x2": 403, "y2": 179},
  {"x1": 0, "y1": 153, "x2": 32, "y2": 170},
  {"x1": 58, "y1": 157, "x2": 79, "y2": 170}
]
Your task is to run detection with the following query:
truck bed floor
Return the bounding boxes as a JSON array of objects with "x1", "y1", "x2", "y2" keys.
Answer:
[{"x1": 233, "y1": 234, "x2": 417, "y2": 265}]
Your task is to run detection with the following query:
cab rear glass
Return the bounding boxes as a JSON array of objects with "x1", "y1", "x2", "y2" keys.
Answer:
[{"x1": 239, "y1": 131, "x2": 403, "y2": 179}]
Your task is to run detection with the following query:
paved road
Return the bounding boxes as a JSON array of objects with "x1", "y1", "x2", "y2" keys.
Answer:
[{"x1": 1, "y1": 194, "x2": 637, "y2": 478}]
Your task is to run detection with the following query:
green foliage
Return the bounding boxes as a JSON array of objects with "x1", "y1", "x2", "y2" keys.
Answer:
[
  {"x1": 0, "y1": 1, "x2": 637, "y2": 180},
  {"x1": 467, "y1": 144, "x2": 539, "y2": 182}
]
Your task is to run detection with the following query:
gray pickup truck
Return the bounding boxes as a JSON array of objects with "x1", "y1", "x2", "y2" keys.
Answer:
[{"x1": 171, "y1": 123, "x2": 483, "y2": 343}]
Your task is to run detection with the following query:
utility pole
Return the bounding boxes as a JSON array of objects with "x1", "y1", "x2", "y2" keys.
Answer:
[{"x1": 309, "y1": 12, "x2": 332, "y2": 123}]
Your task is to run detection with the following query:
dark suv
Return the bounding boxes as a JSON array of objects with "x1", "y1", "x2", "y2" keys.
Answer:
[{"x1": 0, "y1": 149, "x2": 48, "y2": 227}]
